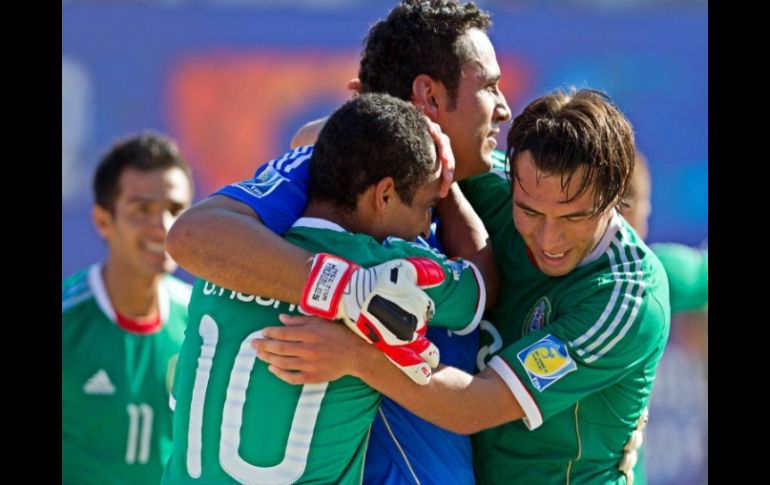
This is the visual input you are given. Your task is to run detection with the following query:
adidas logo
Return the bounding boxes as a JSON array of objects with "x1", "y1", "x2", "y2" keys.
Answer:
[{"x1": 83, "y1": 369, "x2": 116, "y2": 395}]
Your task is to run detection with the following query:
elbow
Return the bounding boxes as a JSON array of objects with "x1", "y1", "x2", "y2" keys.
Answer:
[
  {"x1": 448, "y1": 419, "x2": 487, "y2": 435},
  {"x1": 165, "y1": 215, "x2": 193, "y2": 265}
]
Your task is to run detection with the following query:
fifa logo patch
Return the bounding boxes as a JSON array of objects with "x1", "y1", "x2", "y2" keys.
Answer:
[
  {"x1": 517, "y1": 334, "x2": 577, "y2": 391},
  {"x1": 522, "y1": 297, "x2": 551, "y2": 337},
  {"x1": 235, "y1": 165, "x2": 288, "y2": 199}
]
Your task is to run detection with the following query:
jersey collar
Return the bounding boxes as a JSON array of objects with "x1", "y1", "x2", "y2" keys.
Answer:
[
  {"x1": 88, "y1": 263, "x2": 170, "y2": 329},
  {"x1": 291, "y1": 217, "x2": 349, "y2": 233},
  {"x1": 578, "y1": 210, "x2": 623, "y2": 268}
]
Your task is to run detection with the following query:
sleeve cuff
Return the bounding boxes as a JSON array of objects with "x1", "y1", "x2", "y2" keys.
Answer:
[
  {"x1": 450, "y1": 260, "x2": 486, "y2": 336},
  {"x1": 488, "y1": 355, "x2": 544, "y2": 430}
]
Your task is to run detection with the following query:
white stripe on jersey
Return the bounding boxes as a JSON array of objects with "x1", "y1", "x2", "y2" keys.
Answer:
[
  {"x1": 571, "y1": 233, "x2": 645, "y2": 362},
  {"x1": 273, "y1": 151, "x2": 293, "y2": 170},
  {"x1": 275, "y1": 145, "x2": 311, "y2": 171},
  {"x1": 283, "y1": 152, "x2": 312, "y2": 173},
  {"x1": 62, "y1": 289, "x2": 93, "y2": 312},
  {"x1": 583, "y1": 244, "x2": 646, "y2": 363},
  {"x1": 491, "y1": 168, "x2": 507, "y2": 180}
]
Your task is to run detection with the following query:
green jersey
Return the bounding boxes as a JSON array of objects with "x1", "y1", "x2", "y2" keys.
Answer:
[
  {"x1": 163, "y1": 218, "x2": 485, "y2": 485},
  {"x1": 62, "y1": 264, "x2": 191, "y2": 485},
  {"x1": 651, "y1": 242, "x2": 708, "y2": 313},
  {"x1": 460, "y1": 170, "x2": 670, "y2": 485}
]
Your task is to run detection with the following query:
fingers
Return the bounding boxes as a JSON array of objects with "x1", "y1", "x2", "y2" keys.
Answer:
[
  {"x1": 424, "y1": 117, "x2": 455, "y2": 197},
  {"x1": 347, "y1": 78, "x2": 362, "y2": 97},
  {"x1": 253, "y1": 337, "x2": 332, "y2": 384},
  {"x1": 265, "y1": 366, "x2": 316, "y2": 385},
  {"x1": 252, "y1": 334, "x2": 308, "y2": 360},
  {"x1": 382, "y1": 353, "x2": 432, "y2": 385},
  {"x1": 405, "y1": 336, "x2": 440, "y2": 369},
  {"x1": 404, "y1": 257, "x2": 445, "y2": 288},
  {"x1": 278, "y1": 313, "x2": 330, "y2": 327}
]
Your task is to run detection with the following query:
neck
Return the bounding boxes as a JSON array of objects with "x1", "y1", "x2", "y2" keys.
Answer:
[
  {"x1": 303, "y1": 201, "x2": 358, "y2": 232},
  {"x1": 101, "y1": 259, "x2": 162, "y2": 319},
  {"x1": 303, "y1": 200, "x2": 384, "y2": 242}
]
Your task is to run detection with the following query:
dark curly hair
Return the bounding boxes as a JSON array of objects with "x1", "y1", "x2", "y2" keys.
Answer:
[
  {"x1": 93, "y1": 131, "x2": 193, "y2": 213},
  {"x1": 359, "y1": 0, "x2": 491, "y2": 109},
  {"x1": 308, "y1": 93, "x2": 436, "y2": 213},
  {"x1": 506, "y1": 88, "x2": 636, "y2": 215}
]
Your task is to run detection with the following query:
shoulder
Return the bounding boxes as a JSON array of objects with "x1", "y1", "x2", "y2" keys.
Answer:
[
  {"x1": 164, "y1": 274, "x2": 193, "y2": 306},
  {"x1": 219, "y1": 145, "x2": 314, "y2": 198},
  {"x1": 565, "y1": 222, "x2": 670, "y2": 354},
  {"x1": 62, "y1": 266, "x2": 95, "y2": 313},
  {"x1": 381, "y1": 236, "x2": 446, "y2": 261},
  {"x1": 256, "y1": 145, "x2": 314, "y2": 177}
]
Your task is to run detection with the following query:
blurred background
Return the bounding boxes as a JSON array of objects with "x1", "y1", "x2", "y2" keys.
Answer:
[{"x1": 62, "y1": 1, "x2": 707, "y2": 483}]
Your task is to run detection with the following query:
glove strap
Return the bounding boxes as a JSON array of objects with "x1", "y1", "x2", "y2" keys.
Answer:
[{"x1": 300, "y1": 253, "x2": 358, "y2": 319}]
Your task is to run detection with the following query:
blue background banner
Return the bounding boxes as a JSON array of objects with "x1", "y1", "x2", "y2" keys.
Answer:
[
  {"x1": 62, "y1": 4, "x2": 708, "y2": 484},
  {"x1": 63, "y1": 3, "x2": 707, "y2": 278}
]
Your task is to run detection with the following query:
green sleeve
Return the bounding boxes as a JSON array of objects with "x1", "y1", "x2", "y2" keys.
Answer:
[
  {"x1": 490, "y1": 276, "x2": 669, "y2": 429},
  {"x1": 651, "y1": 243, "x2": 708, "y2": 313},
  {"x1": 385, "y1": 240, "x2": 485, "y2": 335}
]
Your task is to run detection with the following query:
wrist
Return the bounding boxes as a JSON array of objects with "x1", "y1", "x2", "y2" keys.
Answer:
[{"x1": 351, "y1": 340, "x2": 385, "y2": 381}]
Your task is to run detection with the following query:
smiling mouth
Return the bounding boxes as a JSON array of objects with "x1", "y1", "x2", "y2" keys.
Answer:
[
  {"x1": 143, "y1": 241, "x2": 166, "y2": 256},
  {"x1": 543, "y1": 250, "x2": 566, "y2": 260}
]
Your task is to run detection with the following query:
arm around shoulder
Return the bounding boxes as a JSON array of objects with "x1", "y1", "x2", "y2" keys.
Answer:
[
  {"x1": 166, "y1": 195, "x2": 314, "y2": 302},
  {"x1": 434, "y1": 183, "x2": 499, "y2": 307}
]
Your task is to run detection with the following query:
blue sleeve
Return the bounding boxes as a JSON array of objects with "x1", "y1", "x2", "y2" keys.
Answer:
[{"x1": 213, "y1": 145, "x2": 313, "y2": 235}]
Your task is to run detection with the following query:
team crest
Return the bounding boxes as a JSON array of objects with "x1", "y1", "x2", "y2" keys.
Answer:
[
  {"x1": 517, "y1": 334, "x2": 577, "y2": 391},
  {"x1": 522, "y1": 297, "x2": 551, "y2": 337},
  {"x1": 233, "y1": 165, "x2": 288, "y2": 199}
]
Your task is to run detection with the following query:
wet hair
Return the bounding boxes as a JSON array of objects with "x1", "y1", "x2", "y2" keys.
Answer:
[{"x1": 507, "y1": 88, "x2": 635, "y2": 215}]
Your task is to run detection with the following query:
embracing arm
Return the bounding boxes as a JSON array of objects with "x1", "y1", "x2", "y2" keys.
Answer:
[
  {"x1": 434, "y1": 183, "x2": 498, "y2": 308},
  {"x1": 255, "y1": 314, "x2": 523, "y2": 434},
  {"x1": 165, "y1": 195, "x2": 313, "y2": 302},
  {"x1": 360, "y1": 354, "x2": 523, "y2": 434}
]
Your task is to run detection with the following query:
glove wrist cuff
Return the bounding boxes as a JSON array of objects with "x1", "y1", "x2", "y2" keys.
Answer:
[{"x1": 300, "y1": 253, "x2": 358, "y2": 319}]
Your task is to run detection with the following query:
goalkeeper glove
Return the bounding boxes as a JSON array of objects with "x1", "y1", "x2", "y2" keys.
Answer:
[{"x1": 301, "y1": 253, "x2": 444, "y2": 384}]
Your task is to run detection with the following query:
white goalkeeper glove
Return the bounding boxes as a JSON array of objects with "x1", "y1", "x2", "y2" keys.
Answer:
[{"x1": 300, "y1": 253, "x2": 444, "y2": 384}]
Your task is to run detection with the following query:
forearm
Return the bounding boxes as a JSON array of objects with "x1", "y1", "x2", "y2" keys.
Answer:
[
  {"x1": 435, "y1": 183, "x2": 499, "y2": 307},
  {"x1": 166, "y1": 195, "x2": 313, "y2": 302},
  {"x1": 355, "y1": 344, "x2": 522, "y2": 434}
]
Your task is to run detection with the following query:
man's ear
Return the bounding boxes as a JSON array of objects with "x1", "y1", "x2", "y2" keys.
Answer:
[
  {"x1": 373, "y1": 177, "x2": 397, "y2": 213},
  {"x1": 412, "y1": 74, "x2": 444, "y2": 121},
  {"x1": 92, "y1": 205, "x2": 113, "y2": 240}
]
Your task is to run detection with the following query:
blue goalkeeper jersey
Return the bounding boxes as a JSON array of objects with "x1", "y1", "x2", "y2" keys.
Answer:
[{"x1": 216, "y1": 145, "x2": 477, "y2": 484}]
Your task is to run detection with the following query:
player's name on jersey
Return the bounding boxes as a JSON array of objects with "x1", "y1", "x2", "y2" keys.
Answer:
[{"x1": 201, "y1": 281, "x2": 298, "y2": 311}]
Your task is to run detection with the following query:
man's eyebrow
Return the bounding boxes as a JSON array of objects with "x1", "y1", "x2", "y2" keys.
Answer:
[
  {"x1": 513, "y1": 200, "x2": 540, "y2": 214},
  {"x1": 559, "y1": 208, "x2": 595, "y2": 219},
  {"x1": 514, "y1": 199, "x2": 595, "y2": 219},
  {"x1": 124, "y1": 196, "x2": 156, "y2": 204}
]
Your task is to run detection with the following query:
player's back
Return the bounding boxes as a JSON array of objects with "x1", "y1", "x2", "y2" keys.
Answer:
[{"x1": 164, "y1": 219, "x2": 483, "y2": 484}]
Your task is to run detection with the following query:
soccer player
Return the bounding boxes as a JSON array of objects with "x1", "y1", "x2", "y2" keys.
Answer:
[
  {"x1": 253, "y1": 88, "x2": 672, "y2": 485},
  {"x1": 619, "y1": 150, "x2": 708, "y2": 484},
  {"x1": 62, "y1": 132, "x2": 194, "y2": 484},
  {"x1": 161, "y1": 93, "x2": 486, "y2": 484},
  {"x1": 165, "y1": 1, "x2": 509, "y2": 483},
  {"x1": 620, "y1": 150, "x2": 708, "y2": 313}
]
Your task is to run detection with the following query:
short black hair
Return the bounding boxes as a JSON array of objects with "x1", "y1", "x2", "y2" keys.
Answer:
[
  {"x1": 308, "y1": 93, "x2": 436, "y2": 213},
  {"x1": 93, "y1": 131, "x2": 193, "y2": 213},
  {"x1": 359, "y1": 0, "x2": 491, "y2": 108}
]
